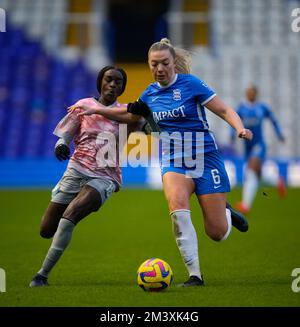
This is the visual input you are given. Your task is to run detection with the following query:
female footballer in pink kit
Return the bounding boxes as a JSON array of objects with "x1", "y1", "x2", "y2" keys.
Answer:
[{"x1": 29, "y1": 66, "x2": 141, "y2": 287}]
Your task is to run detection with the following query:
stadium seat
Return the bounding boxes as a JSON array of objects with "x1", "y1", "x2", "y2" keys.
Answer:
[{"x1": 0, "y1": 21, "x2": 96, "y2": 158}]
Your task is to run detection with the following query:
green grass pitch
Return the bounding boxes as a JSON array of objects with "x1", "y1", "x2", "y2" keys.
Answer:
[{"x1": 0, "y1": 188, "x2": 299, "y2": 307}]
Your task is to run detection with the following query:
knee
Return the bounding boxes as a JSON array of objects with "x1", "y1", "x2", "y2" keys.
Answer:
[
  {"x1": 40, "y1": 227, "x2": 55, "y2": 239},
  {"x1": 205, "y1": 225, "x2": 228, "y2": 242},
  {"x1": 207, "y1": 231, "x2": 224, "y2": 242},
  {"x1": 168, "y1": 198, "x2": 189, "y2": 212},
  {"x1": 91, "y1": 199, "x2": 101, "y2": 212}
]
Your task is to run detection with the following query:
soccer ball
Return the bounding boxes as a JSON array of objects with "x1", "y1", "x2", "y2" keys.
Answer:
[{"x1": 137, "y1": 258, "x2": 173, "y2": 292}]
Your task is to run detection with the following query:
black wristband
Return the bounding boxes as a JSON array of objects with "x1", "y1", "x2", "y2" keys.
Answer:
[{"x1": 127, "y1": 99, "x2": 151, "y2": 117}]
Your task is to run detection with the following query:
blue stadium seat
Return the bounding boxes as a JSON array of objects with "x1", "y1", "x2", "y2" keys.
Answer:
[{"x1": 1, "y1": 24, "x2": 96, "y2": 158}]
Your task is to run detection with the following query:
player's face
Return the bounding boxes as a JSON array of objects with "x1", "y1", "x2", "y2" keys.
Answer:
[
  {"x1": 246, "y1": 87, "x2": 257, "y2": 102},
  {"x1": 148, "y1": 50, "x2": 176, "y2": 86},
  {"x1": 100, "y1": 69, "x2": 124, "y2": 106}
]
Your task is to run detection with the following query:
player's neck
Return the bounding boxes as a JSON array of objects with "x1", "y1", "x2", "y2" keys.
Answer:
[
  {"x1": 93, "y1": 97, "x2": 117, "y2": 108},
  {"x1": 157, "y1": 74, "x2": 178, "y2": 88},
  {"x1": 246, "y1": 99, "x2": 256, "y2": 106}
]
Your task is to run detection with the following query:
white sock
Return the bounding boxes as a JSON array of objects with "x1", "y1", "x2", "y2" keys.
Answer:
[
  {"x1": 170, "y1": 209, "x2": 201, "y2": 279},
  {"x1": 242, "y1": 169, "x2": 259, "y2": 209},
  {"x1": 38, "y1": 218, "x2": 75, "y2": 277},
  {"x1": 220, "y1": 208, "x2": 232, "y2": 241}
]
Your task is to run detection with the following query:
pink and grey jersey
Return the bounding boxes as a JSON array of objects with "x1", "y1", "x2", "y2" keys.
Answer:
[{"x1": 53, "y1": 97, "x2": 137, "y2": 189}]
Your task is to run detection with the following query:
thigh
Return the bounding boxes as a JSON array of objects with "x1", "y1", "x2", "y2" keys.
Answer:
[
  {"x1": 40, "y1": 201, "x2": 69, "y2": 238},
  {"x1": 86, "y1": 178, "x2": 117, "y2": 205},
  {"x1": 63, "y1": 179, "x2": 116, "y2": 224},
  {"x1": 162, "y1": 171, "x2": 195, "y2": 212}
]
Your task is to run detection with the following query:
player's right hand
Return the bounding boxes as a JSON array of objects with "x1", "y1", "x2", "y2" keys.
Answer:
[
  {"x1": 127, "y1": 99, "x2": 151, "y2": 117},
  {"x1": 238, "y1": 128, "x2": 253, "y2": 141},
  {"x1": 54, "y1": 144, "x2": 70, "y2": 161},
  {"x1": 67, "y1": 105, "x2": 79, "y2": 114},
  {"x1": 67, "y1": 105, "x2": 98, "y2": 116}
]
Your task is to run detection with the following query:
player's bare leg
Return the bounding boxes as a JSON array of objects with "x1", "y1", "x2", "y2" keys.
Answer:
[
  {"x1": 40, "y1": 202, "x2": 69, "y2": 239},
  {"x1": 199, "y1": 192, "x2": 248, "y2": 237},
  {"x1": 197, "y1": 193, "x2": 230, "y2": 241},
  {"x1": 29, "y1": 185, "x2": 102, "y2": 287},
  {"x1": 163, "y1": 172, "x2": 203, "y2": 286},
  {"x1": 62, "y1": 185, "x2": 102, "y2": 224}
]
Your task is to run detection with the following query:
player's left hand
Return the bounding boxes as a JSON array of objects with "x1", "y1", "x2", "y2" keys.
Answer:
[
  {"x1": 55, "y1": 144, "x2": 70, "y2": 161},
  {"x1": 238, "y1": 128, "x2": 253, "y2": 141}
]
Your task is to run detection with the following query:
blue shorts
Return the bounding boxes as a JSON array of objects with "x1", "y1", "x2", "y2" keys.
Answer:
[
  {"x1": 161, "y1": 150, "x2": 231, "y2": 196},
  {"x1": 245, "y1": 142, "x2": 266, "y2": 161}
]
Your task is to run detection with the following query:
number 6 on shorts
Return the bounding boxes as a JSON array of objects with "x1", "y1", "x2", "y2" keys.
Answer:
[{"x1": 211, "y1": 169, "x2": 221, "y2": 185}]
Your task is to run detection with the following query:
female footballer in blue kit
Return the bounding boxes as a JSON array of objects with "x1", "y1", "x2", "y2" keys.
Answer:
[
  {"x1": 233, "y1": 85, "x2": 286, "y2": 214},
  {"x1": 70, "y1": 38, "x2": 253, "y2": 287}
]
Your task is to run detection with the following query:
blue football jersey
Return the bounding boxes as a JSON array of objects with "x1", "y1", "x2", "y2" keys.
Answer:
[
  {"x1": 236, "y1": 101, "x2": 283, "y2": 147},
  {"x1": 139, "y1": 74, "x2": 218, "y2": 154}
]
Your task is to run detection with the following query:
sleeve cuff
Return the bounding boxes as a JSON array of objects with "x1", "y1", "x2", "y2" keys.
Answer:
[{"x1": 201, "y1": 93, "x2": 216, "y2": 106}]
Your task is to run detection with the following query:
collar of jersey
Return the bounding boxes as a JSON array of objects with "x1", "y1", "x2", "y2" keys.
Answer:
[
  {"x1": 92, "y1": 97, "x2": 118, "y2": 108},
  {"x1": 157, "y1": 74, "x2": 178, "y2": 89},
  {"x1": 245, "y1": 100, "x2": 259, "y2": 106}
]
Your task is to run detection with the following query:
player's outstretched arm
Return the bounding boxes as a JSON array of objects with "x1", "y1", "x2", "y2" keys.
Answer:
[
  {"x1": 127, "y1": 99, "x2": 161, "y2": 133},
  {"x1": 68, "y1": 104, "x2": 140, "y2": 124},
  {"x1": 268, "y1": 109, "x2": 285, "y2": 142},
  {"x1": 205, "y1": 95, "x2": 253, "y2": 141},
  {"x1": 53, "y1": 110, "x2": 80, "y2": 161}
]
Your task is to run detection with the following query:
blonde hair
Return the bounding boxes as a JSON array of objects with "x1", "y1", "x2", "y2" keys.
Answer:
[{"x1": 148, "y1": 38, "x2": 191, "y2": 74}]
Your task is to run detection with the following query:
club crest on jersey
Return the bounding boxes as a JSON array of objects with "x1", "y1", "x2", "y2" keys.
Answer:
[{"x1": 173, "y1": 89, "x2": 181, "y2": 101}]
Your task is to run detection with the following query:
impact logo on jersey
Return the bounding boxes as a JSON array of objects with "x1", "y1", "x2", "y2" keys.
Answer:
[
  {"x1": 173, "y1": 89, "x2": 181, "y2": 101},
  {"x1": 153, "y1": 105, "x2": 186, "y2": 122}
]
